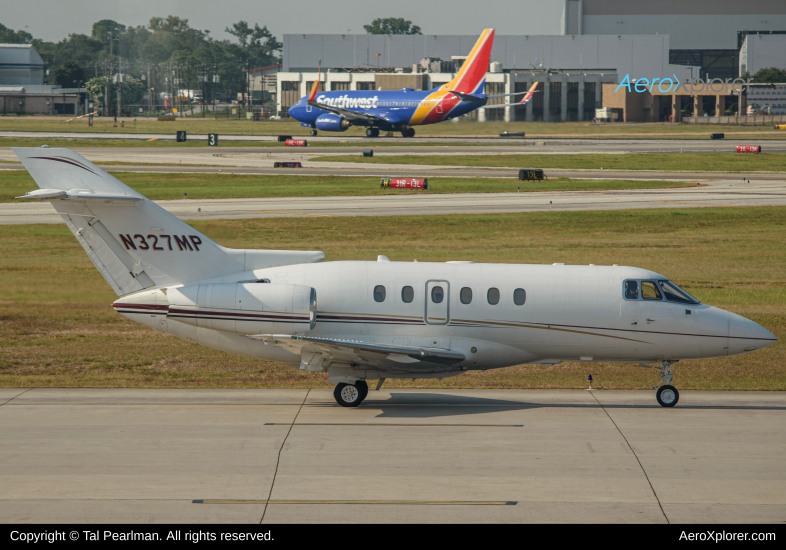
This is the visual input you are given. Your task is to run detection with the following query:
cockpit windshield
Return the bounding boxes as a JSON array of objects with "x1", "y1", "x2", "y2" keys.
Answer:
[{"x1": 658, "y1": 280, "x2": 700, "y2": 304}]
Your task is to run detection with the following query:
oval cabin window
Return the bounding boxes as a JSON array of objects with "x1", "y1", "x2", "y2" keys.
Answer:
[{"x1": 487, "y1": 288, "x2": 500, "y2": 305}]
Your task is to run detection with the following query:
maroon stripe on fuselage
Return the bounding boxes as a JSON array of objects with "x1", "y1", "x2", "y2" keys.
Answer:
[{"x1": 31, "y1": 156, "x2": 98, "y2": 175}]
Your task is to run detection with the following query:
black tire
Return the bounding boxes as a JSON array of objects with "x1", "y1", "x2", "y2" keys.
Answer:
[
  {"x1": 355, "y1": 380, "x2": 369, "y2": 401},
  {"x1": 407, "y1": 128, "x2": 416, "y2": 138},
  {"x1": 366, "y1": 128, "x2": 379, "y2": 137},
  {"x1": 656, "y1": 385, "x2": 679, "y2": 407},
  {"x1": 334, "y1": 382, "x2": 363, "y2": 407},
  {"x1": 310, "y1": 129, "x2": 318, "y2": 136}
]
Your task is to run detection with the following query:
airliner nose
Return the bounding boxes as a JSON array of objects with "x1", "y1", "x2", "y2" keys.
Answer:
[
  {"x1": 727, "y1": 311, "x2": 777, "y2": 355},
  {"x1": 287, "y1": 105, "x2": 296, "y2": 118}
]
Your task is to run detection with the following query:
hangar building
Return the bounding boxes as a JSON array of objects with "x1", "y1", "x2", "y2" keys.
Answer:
[{"x1": 561, "y1": 0, "x2": 786, "y2": 80}]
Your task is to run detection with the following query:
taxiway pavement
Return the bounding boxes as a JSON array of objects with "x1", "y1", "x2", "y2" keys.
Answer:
[
  {"x1": 4, "y1": 181, "x2": 785, "y2": 224},
  {"x1": 0, "y1": 388, "x2": 783, "y2": 523}
]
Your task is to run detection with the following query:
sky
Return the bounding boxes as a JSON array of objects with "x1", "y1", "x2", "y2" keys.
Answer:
[{"x1": 2, "y1": 0, "x2": 563, "y2": 43}]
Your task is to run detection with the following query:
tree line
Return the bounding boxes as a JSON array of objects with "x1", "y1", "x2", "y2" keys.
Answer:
[
  {"x1": 1, "y1": 17, "x2": 281, "y2": 114},
  {"x1": 0, "y1": 17, "x2": 421, "y2": 115}
]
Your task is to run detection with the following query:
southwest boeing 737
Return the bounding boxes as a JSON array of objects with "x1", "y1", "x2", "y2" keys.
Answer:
[
  {"x1": 14, "y1": 147, "x2": 777, "y2": 408},
  {"x1": 287, "y1": 29, "x2": 537, "y2": 137}
]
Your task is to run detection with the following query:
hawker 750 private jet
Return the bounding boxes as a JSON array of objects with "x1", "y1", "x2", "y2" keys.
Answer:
[{"x1": 14, "y1": 148, "x2": 777, "y2": 407}]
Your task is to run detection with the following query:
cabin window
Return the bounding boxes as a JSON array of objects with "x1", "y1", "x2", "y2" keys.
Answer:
[
  {"x1": 374, "y1": 285, "x2": 386, "y2": 302},
  {"x1": 624, "y1": 280, "x2": 639, "y2": 300},
  {"x1": 460, "y1": 287, "x2": 472, "y2": 304},
  {"x1": 487, "y1": 288, "x2": 500, "y2": 305},
  {"x1": 401, "y1": 286, "x2": 414, "y2": 303},
  {"x1": 641, "y1": 281, "x2": 663, "y2": 300},
  {"x1": 513, "y1": 288, "x2": 526, "y2": 306},
  {"x1": 659, "y1": 280, "x2": 699, "y2": 304},
  {"x1": 431, "y1": 285, "x2": 444, "y2": 304}
]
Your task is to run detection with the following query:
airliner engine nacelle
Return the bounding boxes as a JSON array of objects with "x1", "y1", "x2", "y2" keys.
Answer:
[
  {"x1": 166, "y1": 283, "x2": 317, "y2": 335},
  {"x1": 315, "y1": 113, "x2": 351, "y2": 132}
]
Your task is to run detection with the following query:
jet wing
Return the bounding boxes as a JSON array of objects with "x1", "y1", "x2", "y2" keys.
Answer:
[
  {"x1": 248, "y1": 334, "x2": 465, "y2": 368},
  {"x1": 308, "y1": 101, "x2": 393, "y2": 124}
]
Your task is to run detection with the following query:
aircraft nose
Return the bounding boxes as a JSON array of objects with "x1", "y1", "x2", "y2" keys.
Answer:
[
  {"x1": 287, "y1": 104, "x2": 297, "y2": 118},
  {"x1": 728, "y1": 311, "x2": 777, "y2": 354}
]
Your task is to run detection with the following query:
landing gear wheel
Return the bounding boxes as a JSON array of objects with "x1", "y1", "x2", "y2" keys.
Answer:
[
  {"x1": 366, "y1": 127, "x2": 379, "y2": 137},
  {"x1": 401, "y1": 128, "x2": 415, "y2": 138},
  {"x1": 334, "y1": 382, "x2": 363, "y2": 407},
  {"x1": 355, "y1": 380, "x2": 369, "y2": 401},
  {"x1": 310, "y1": 129, "x2": 318, "y2": 136},
  {"x1": 656, "y1": 385, "x2": 679, "y2": 407}
]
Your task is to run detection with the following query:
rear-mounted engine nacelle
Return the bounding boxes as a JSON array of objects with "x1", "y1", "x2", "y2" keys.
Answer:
[
  {"x1": 315, "y1": 113, "x2": 351, "y2": 132},
  {"x1": 167, "y1": 282, "x2": 317, "y2": 335}
]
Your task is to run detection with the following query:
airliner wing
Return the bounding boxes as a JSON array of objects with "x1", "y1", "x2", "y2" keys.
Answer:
[
  {"x1": 308, "y1": 101, "x2": 392, "y2": 124},
  {"x1": 248, "y1": 334, "x2": 465, "y2": 367}
]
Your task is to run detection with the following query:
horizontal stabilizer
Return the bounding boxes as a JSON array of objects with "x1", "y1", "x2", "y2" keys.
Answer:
[{"x1": 17, "y1": 188, "x2": 143, "y2": 201}]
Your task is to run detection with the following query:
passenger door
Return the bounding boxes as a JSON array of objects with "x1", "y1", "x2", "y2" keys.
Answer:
[{"x1": 425, "y1": 280, "x2": 450, "y2": 325}]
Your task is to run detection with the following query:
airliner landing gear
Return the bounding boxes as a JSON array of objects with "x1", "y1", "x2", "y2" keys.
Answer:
[
  {"x1": 639, "y1": 360, "x2": 679, "y2": 407},
  {"x1": 401, "y1": 128, "x2": 415, "y2": 138},
  {"x1": 310, "y1": 129, "x2": 318, "y2": 136},
  {"x1": 333, "y1": 380, "x2": 368, "y2": 407},
  {"x1": 366, "y1": 127, "x2": 379, "y2": 137}
]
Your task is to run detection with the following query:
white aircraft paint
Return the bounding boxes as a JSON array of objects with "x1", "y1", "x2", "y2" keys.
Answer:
[{"x1": 14, "y1": 148, "x2": 777, "y2": 408}]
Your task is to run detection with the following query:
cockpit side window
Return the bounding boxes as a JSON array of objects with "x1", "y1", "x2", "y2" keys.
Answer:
[
  {"x1": 659, "y1": 280, "x2": 700, "y2": 304},
  {"x1": 641, "y1": 281, "x2": 663, "y2": 301},
  {"x1": 624, "y1": 280, "x2": 639, "y2": 300}
]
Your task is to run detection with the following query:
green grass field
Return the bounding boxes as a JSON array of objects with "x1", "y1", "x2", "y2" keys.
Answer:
[
  {"x1": 2, "y1": 116, "x2": 786, "y2": 138},
  {"x1": 315, "y1": 152, "x2": 786, "y2": 173},
  {"x1": 0, "y1": 170, "x2": 691, "y2": 202},
  {"x1": 1, "y1": 207, "x2": 783, "y2": 390}
]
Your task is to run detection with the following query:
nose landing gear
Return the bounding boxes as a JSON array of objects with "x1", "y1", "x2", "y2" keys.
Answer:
[
  {"x1": 638, "y1": 360, "x2": 679, "y2": 407},
  {"x1": 333, "y1": 380, "x2": 369, "y2": 407}
]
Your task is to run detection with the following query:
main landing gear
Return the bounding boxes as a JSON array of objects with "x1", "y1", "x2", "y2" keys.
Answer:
[
  {"x1": 401, "y1": 128, "x2": 415, "y2": 138},
  {"x1": 638, "y1": 360, "x2": 679, "y2": 407},
  {"x1": 333, "y1": 380, "x2": 369, "y2": 407},
  {"x1": 366, "y1": 128, "x2": 379, "y2": 137},
  {"x1": 309, "y1": 129, "x2": 318, "y2": 136}
]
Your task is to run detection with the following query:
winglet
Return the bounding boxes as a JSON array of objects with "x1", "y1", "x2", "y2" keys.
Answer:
[
  {"x1": 520, "y1": 82, "x2": 539, "y2": 105},
  {"x1": 307, "y1": 61, "x2": 321, "y2": 102}
]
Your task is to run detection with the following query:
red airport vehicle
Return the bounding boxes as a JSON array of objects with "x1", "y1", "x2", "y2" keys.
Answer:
[
  {"x1": 285, "y1": 139, "x2": 308, "y2": 147},
  {"x1": 736, "y1": 145, "x2": 761, "y2": 153},
  {"x1": 273, "y1": 162, "x2": 302, "y2": 168},
  {"x1": 380, "y1": 178, "x2": 428, "y2": 190}
]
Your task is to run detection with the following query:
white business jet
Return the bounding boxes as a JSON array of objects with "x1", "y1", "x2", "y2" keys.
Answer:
[{"x1": 14, "y1": 148, "x2": 777, "y2": 407}]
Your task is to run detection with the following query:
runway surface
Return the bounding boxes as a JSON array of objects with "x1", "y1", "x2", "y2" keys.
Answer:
[
  {"x1": 3, "y1": 130, "x2": 786, "y2": 148},
  {"x1": 4, "y1": 181, "x2": 785, "y2": 225},
  {"x1": 1, "y1": 388, "x2": 783, "y2": 523},
  {"x1": 3, "y1": 139, "x2": 786, "y2": 158}
]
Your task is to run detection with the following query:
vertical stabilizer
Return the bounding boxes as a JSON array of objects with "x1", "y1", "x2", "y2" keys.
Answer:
[
  {"x1": 14, "y1": 148, "x2": 324, "y2": 295},
  {"x1": 446, "y1": 29, "x2": 495, "y2": 94}
]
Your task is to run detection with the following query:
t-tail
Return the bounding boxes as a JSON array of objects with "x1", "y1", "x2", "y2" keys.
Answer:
[
  {"x1": 13, "y1": 148, "x2": 324, "y2": 296},
  {"x1": 445, "y1": 28, "x2": 495, "y2": 94}
]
